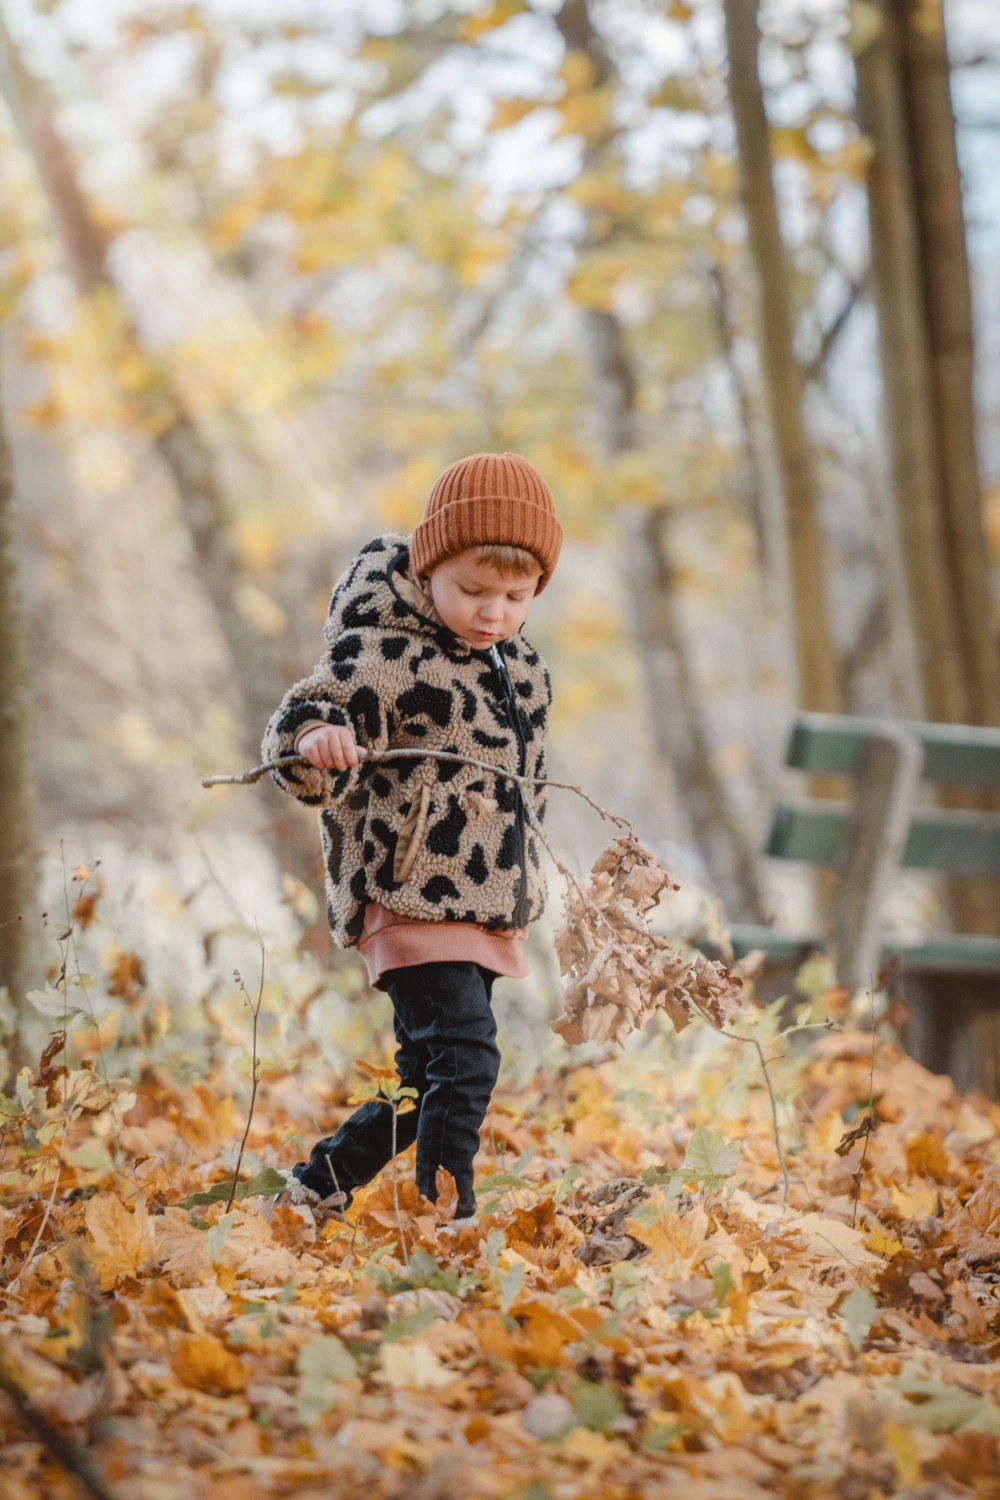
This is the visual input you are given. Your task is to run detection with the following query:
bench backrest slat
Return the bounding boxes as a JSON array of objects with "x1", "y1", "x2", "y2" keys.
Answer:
[
  {"x1": 786, "y1": 712, "x2": 1000, "y2": 787},
  {"x1": 767, "y1": 800, "x2": 1000, "y2": 876}
]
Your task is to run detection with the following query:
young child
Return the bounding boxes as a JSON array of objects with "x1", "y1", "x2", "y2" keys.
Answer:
[{"x1": 261, "y1": 452, "x2": 562, "y2": 1225}]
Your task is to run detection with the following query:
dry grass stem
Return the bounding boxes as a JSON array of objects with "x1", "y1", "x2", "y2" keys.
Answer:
[{"x1": 225, "y1": 946, "x2": 264, "y2": 1213}]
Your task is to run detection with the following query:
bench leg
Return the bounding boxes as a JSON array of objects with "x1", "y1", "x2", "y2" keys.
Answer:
[{"x1": 833, "y1": 726, "x2": 924, "y2": 994}]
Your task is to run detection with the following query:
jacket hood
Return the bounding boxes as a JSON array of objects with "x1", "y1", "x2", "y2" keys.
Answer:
[{"x1": 324, "y1": 533, "x2": 480, "y2": 658}]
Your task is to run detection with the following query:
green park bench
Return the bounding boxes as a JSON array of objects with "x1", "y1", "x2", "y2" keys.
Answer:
[{"x1": 728, "y1": 712, "x2": 1000, "y2": 1087}]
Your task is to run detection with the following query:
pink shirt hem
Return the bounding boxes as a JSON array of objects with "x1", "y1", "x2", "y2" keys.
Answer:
[{"x1": 357, "y1": 902, "x2": 528, "y2": 986}]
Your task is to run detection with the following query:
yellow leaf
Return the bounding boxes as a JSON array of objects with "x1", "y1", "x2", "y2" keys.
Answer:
[
  {"x1": 356, "y1": 1059, "x2": 401, "y2": 1082},
  {"x1": 561, "y1": 49, "x2": 596, "y2": 93},
  {"x1": 85, "y1": 1193, "x2": 154, "y2": 1290},
  {"x1": 170, "y1": 1332, "x2": 248, "y2": 1394},
  {"x1": 848, "y1": 0, "x2": 883, "y2": 54},
  {"x1": 910, "y1": 0, "x2": 943, "y2": 40},
  {"x1": 462, "y1": 0, "x2": 526, "y2": 41},
  {"x1": 891, "y1": 1184, "x2": 938, "y2": 1220},
  {"x1": 863, "y1": 1229, "x2": 903, "y2": 1259},
  {"x1": 882, "y1": 1422, "x2": 921, "y2": 1488},
  {"x1": 905, "y1": 1128, "x2": 950, "y2": 1182},
  {"x1": 490, "y1": 99, "x2": 539, "y2": 132},
  {"x1": 397, "y1": 1098, "x2": 417, "y2": 1115},
  {"x1": 771, "y1": 126, "x2": 821, "y2": 167}
]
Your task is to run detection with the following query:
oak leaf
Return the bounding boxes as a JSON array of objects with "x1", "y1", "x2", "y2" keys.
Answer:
[{"x1": 85, "y1": 1192, "x2": 154, "y2": 1291}]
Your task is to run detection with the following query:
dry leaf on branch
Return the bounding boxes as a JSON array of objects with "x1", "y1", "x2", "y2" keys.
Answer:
[{"x1": 551, "y1": 837, "x2": 744, "y2": 1046}]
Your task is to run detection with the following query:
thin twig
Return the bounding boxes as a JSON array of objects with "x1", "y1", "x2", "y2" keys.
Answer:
[
  {"x1": 852, "y1": 981, "x2": 878, "y2": 1230},
  {"x1": 389, "y1": 1099, "x2": 409, "y2": 1271},
  {"x1": 226, "y1": 948, "x2": 264, "y2": 1213},
  {"x1": 754, "y1": 1038, "x2": 791, "y2": 1208},
  {"x1": 0, "y1": 1355, "x2": 117, "y2": 1500},
  {"x1": 21, "y1": 1158, "x2": 63, "y2": 1267},
  {"x1": 203, "y1": 749, "x2": 632, "y2": 832},
  {"x1": 727, "y1": 1020, "x2": 834, "y2": 1209},
  {"x1": 522, "y1": 798, "x2": 619, "y2": 944}
]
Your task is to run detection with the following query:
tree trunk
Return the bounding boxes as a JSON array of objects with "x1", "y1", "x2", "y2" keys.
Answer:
[
  {"x1": 890, "y1": 0, "x2": 1000, "y2": 728},
  {"x1": 704, "y1": 260, "x2": 796, "y2": 665},
  {"x1": 583, "y1": 309, "x2": 767, "y2": 922},
  {"x1": 630, "y1": 506, "x2": 768, "y2": 923},
  {"x1": 855, "y1": 8, "x2": 999, "y2": 936},
  {"x1": 722, "y1": 0, "x2": 841, "y2": 715},
  {"x1": 853, "y1": 15, "x2": 968, "y2": 725},
  {"x1": 0, "y1": 384, "x2": 40, "y2": 1059}
]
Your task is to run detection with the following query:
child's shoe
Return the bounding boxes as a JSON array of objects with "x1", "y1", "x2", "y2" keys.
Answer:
[
  {"x1": 441, "y1": 1214, "x2": 479, "y2": 1235},
  {"x1": 258, "y1": 1168, "x2": 348, "y2": 1225}
]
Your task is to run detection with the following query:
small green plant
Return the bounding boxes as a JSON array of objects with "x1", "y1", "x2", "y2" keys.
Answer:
[{"x1": 347, "y1": 1059, "x2": 418, "y2": 1269}]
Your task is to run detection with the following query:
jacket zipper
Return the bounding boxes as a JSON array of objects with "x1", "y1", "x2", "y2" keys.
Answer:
[{"x1": 489, "y1": 646, "x2": 530, "y2": 927}]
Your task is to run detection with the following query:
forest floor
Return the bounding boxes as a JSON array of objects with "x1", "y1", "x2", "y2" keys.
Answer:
[{"x1": 3, "y1": 1013, "x2": 1000, "y2": 1500}]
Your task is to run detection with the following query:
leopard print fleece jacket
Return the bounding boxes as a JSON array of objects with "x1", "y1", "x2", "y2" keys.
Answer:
[{"x1": 261, "y1": 533, "x2": 552, "y2": 947}]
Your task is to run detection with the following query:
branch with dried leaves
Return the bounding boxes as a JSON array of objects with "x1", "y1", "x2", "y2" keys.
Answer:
[
  {"x1": 202, "y1": 757, "x2": 750, "y2": 1055},
  {"x1": 550, "y1": 837, "x2": 745, "y2": 1048}
]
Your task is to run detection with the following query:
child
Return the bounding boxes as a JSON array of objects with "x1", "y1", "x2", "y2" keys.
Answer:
[{"x1": 261, "y1": 452, "x2": 562, "y2": 1225}]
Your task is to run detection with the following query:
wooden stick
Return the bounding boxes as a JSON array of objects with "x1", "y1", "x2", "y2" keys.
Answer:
[{"x1": 202, "y1": 749, "x2": 632, "y2": 832}]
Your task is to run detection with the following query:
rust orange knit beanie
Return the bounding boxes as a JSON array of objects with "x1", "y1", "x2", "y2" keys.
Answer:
[{"x1": 410, "y1": 451, "x2": 563, "y2": 592}]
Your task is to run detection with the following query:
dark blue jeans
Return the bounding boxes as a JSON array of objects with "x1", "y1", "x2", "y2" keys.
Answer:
[{"x1": 293, "y1": 961, "x2": 501, "y2": 1219}]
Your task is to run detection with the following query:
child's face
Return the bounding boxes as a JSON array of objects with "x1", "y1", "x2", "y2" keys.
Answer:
[{"x1": 428, "y1": 549, "x2": 542, "y2": 648}]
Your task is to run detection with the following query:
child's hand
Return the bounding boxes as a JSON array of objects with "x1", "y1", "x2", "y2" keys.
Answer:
[{"x1": 299, "y1": 724, "x2": 360, "y2": 771}]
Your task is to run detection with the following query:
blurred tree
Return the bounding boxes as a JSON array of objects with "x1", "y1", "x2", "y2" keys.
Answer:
[
  {"x1": 854, "y1": 0, "x2": 999, "y2": 936},
  {"x1": 853, "y1": 7, "x2": 967, "y2": 725},
  {"x1": 0, "y1": 35, "x2": 338, "y2": 930},
  {"x1": 555, "y1": 0, "x2": 765, "y2": 920},
  {"x1": 0, "y1": 365, "x2": 39, "y2": 1058},
  {"x1": 722, "y1": 0, "x2": 842, "y2": 717},
  {"x1": 0, "y1": 38, "x2": 285, "y2": 757},
  {"x1": 892, "y1": 0, "x2": 1000, "y2": 728}
]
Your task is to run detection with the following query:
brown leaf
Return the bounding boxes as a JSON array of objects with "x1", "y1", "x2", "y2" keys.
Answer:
[
  {"x1": 106, "y1": 951, "x2": 146, "y2": 1006},
  {"x1": 948, "y1": 1282, "x2": 991, "y2": 1342},
  {"x1": 170, "y1": 1331, "x2": 248, "y2": 1394},
  {"x1": 509, "y1": 1198, "x2": 556, "y2": 1248},
  {"x1": 836, "y1": 1115, "x2": 874, "y2": 1157},
  {"x1": 905, "y1": 1128, "x2": 951, "y2": 1183},
  {"x1": 72, "y1": 890, "x2": 101, "y2": 930}
]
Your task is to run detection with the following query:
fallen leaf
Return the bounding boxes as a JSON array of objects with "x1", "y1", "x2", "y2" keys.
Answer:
[
  {"x1": 296, "y1": 1334, "x2": 356, "y2": 1423},
  {"x1": 380, "y1": 1340, "x2": 456, "y2": 1390},
  {"x1": 840, "y1": 1287, "x2": 879, "y2": 1351},
  {"x1": 170, "y1": 1332, "x2": 248, "y2": 1394},
  {"x1": 892, "y1": 1184, "x2": 938, "y2": 1220},
  {"x1": 85, "y1": 1193, "x2": 154, "y2": 1290},
  {"x1": 864, "y1": 1228, "x2": 903, "y2": 1259},
  {"x1": 906, "y1": 1128, "x2": 951, "y2": 1183}
]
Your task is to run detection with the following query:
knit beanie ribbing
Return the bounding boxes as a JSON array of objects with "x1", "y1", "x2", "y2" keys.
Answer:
[{"x1": 410, "y1": 452, "x2": 563, "y2": 591}]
